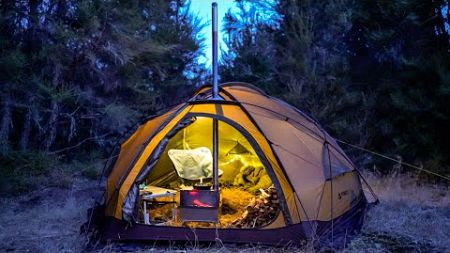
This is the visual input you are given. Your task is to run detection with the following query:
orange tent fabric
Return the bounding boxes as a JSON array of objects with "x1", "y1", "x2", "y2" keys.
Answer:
[{"x1": 103, "y1": 82, "x2": 376, "y2": 231}]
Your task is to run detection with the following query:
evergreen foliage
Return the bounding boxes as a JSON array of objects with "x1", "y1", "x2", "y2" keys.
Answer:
[
  {"x1": 221, "y1": 0, "x2": 280, "y2": 93},
  {"x1": 349, "y1": 0, "x2": 450, "y2": 176},
  {"x1": 0, "y1": 0, "x2": 204, "y2": 191},
  {"x1": 222, "y1": 0, "x2": 450, "y2": 178},
  {"x1": 1, "y1": 0, "x2": 449, "y2": 189}
]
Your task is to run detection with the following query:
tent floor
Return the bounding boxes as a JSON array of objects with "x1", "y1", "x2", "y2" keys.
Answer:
[
  {"x1": 137, "y1": 187, "x2": 279, "y2": 229},
  {"x1": 102, "y1": 198, "x2": 367, "y2": 247}
]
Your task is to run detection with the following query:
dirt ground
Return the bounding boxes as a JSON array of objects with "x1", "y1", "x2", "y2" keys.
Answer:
[{"x1": 0, "y1": 173, "x2": 449, "y2": 253}]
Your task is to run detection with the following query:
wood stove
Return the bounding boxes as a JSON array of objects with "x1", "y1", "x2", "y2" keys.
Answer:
[{"x1": 179, "y1": 187, "x2": 219, "y2": 223}]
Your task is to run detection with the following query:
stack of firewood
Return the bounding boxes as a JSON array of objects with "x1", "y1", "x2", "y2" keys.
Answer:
[{"x1": 232, "y1": 186, "x2": 279, "y2": 228}]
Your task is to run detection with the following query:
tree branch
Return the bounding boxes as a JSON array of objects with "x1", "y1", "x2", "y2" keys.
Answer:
[{"x1": 48, "y1": 132, "x2": 112, "y2": 155}]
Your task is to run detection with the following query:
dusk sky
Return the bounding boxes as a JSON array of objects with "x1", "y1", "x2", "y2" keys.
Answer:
[{"x1": 188, "y1": 0, "x2": 238, "y2": 66}]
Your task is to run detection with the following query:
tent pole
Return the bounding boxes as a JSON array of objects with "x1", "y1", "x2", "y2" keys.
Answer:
[
  {"x1": 212, "y1": 2, "x2": 219, "y2": 191},
  {"x1": 213, "y1": 119, "x2": 219, "y2": 191}
]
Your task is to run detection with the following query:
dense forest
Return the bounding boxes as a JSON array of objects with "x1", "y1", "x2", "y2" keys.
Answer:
[
  {"x1": 222, "y1": 0, "x2": 450, "y2": 180},
  {"x1": 1, "y1": 0, "x2": 449, "y2": 193}
]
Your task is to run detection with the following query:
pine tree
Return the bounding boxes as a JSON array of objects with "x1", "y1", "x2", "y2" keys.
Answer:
[
  {"x1": 0, "y1": 0, "x2": 203, "y2": 158},
  {"x1": 350, "y1": 0, "x2": 450, "y2": 176},
  {"x1": 220, "y1": 0, "x2": 280, "y2": 93}
]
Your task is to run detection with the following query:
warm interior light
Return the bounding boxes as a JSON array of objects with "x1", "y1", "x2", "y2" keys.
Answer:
[{"x1": 227, "y1": 141, "x2": 252, "y2": 155}]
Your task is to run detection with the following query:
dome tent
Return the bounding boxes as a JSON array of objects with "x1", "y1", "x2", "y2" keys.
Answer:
[{"x1": 99, "y1": 82, "x2": 377, "y2": 246}]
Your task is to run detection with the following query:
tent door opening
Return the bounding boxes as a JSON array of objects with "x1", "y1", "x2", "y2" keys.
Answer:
[{"x1": 134, "y1": 113, "x2": 285, "y2": 228}]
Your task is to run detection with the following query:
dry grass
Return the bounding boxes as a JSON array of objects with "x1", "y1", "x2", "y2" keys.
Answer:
[
  {"x1": 342, "y1": 172, "x2": 450, "y2": 253},
  {"x1": 0, "y1": 177, "x2": 101, "y2": 253},
  {"x1": 218, "y1": 188, "x2": 255, "y2": 227},
  {"x1": 0, "y1": 171, "x2": 448, "y2": 253}
]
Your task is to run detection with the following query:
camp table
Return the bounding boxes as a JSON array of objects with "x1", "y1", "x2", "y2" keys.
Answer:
[{"x1": 140, "y1": 186, "x2": 177, "y2": 225}]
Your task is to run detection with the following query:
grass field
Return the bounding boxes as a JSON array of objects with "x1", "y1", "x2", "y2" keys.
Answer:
[{"x1": 0, "y1": 170, "x2": 448, "y2": 253}]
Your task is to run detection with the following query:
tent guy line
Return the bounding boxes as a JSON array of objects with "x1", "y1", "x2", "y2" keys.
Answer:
[{"x1": 336, "y1": 139, "x2": 450, "y2": 181}]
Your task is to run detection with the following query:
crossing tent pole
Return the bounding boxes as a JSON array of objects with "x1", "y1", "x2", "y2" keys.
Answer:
[{"x1": 212, "y1": 2, "x2": 219, "y2": 191}]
